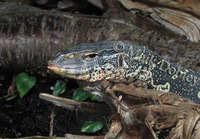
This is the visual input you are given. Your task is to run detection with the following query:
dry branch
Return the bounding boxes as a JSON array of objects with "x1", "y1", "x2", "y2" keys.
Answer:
[
  {"x1": 40, "y1": 80, "x2": 200, "y2": 138},
  {"x1": 141, "y1": 0, "x2": 200, "y2": 17},
  {"x1": 39, "y1": 93, "x2": 110, "y2": 116},
  {"x1": 96, "y1": 81, "x2": 200, "y2": 138},
  {"x1": 119, "y1": 0, "x2": 200, "y2": 42}
]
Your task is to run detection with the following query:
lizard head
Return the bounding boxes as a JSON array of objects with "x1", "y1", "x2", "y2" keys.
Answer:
[{"x1": 48, "y1": 41, "x2": 131, "y2": 82}]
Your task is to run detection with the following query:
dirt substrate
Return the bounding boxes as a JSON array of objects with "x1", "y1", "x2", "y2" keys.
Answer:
[{"x1": 0, "y1": 73, "x2": 106, "y2": 138}]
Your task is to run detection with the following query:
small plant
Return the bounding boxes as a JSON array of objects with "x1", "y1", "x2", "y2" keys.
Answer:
[
  {"x1": 50, "y1": 83, "x2": 104, "y2": 133},
  {"x1": 72, "y1": 88, "x2": 99, "y2": 101},
  {"x1": 52, "y1": 81, "x2": 66, "y2": 96},
  {"x1": 0, "y1": 72, "x2": 36, "y2": 100},
  {"x1": 16, "y1": 72, "x2": 36, "y2": 98},
  {"x1": 72, "y1": 87, "x2": 103, "y2": 133},
  {"x1": 81, "y1": 121, "x2": 103, "y2": 133}
]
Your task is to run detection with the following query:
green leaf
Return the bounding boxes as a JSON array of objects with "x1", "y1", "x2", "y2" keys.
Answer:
[
  {"x1": 89, "y1": 94, "x2": 99, "y2": 101},
  {"x1": 16, "y1": 72, "x2": 36, "y2": 99},
  {"x1": 81, "y1": 121, "x2": 103, "y2": 133},
  {"x1": 72, "y1": 88, "x2": 89, "y2": 101},
  {"x1": 53, "y1": 81, "x2": 66, "y2": 96}
]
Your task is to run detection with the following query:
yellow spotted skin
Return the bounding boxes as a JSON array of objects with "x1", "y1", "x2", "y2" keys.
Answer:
[{"x1": 48, "y1": 41, "x2": 200, "y2": 104}]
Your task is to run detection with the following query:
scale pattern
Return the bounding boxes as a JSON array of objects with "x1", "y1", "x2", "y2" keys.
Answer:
[{"x1": 48, "y1": 41, "x2": 200, "y2": 103}]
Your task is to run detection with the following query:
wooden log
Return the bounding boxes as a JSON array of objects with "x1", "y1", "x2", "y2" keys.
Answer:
[{"x1": 0, "y1": 3, "x2": 199, "y2": 74}]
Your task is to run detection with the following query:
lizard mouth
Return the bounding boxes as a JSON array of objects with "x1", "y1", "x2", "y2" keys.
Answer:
[{"x1": 48, "y1": 65, "x2": 90, "y2": 79}]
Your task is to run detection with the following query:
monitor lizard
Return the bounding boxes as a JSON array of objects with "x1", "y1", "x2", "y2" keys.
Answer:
[{"x1": 48, "y1": 41, "x2": 200, "y2": 104}]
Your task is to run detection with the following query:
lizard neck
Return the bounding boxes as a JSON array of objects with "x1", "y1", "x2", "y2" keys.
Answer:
[
  {"x1": 123, "y1": 46, "x2": 200, "y2": 103},
  {"x1": 111, "y1": 41, "x2": 200, "y2": 103}
]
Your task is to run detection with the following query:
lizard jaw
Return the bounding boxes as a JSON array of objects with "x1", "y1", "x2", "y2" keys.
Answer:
[{"x1": 48, "y1": 65, "x2": 90, "y2": 80}]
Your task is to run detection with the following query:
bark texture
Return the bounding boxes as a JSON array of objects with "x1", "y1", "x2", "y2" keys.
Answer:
[
  {"x1": 141, "y1": 0, "x2": 200, "y2": 17},
  {"x1": 0, "y1": 2, "x2": 200, "y2": 75}
]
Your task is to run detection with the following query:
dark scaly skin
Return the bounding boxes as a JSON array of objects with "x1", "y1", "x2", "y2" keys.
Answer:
[{"x1": 48, "y1": 41, "x2": 200, "y2": 103}]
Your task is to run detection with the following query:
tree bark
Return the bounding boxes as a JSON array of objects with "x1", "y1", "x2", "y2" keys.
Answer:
[{"x1": 0, "y1": 2, "x2": 199, "y2": 75}]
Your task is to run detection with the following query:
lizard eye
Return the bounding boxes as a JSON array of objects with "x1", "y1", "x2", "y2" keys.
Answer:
[{"x1": 84, "y1": 53, "x2": 98, "y2": 60}]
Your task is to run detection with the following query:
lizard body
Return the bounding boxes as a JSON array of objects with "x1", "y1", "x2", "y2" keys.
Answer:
[{"x1": 48, "y1": 41, "x2": 200, "y2": 103}]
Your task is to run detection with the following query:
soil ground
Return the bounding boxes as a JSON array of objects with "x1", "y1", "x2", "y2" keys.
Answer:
[{"x1": 0, "y1": 73, "x2": 106, "y2": 138}]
